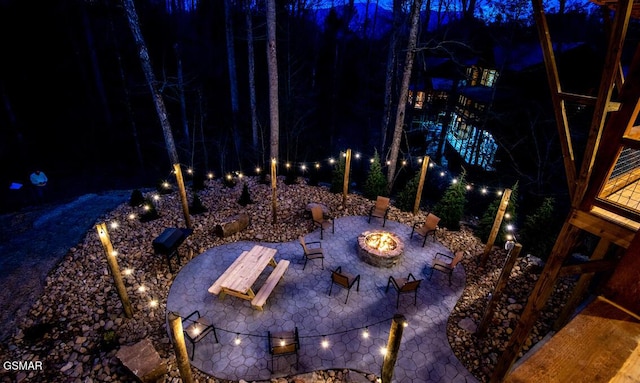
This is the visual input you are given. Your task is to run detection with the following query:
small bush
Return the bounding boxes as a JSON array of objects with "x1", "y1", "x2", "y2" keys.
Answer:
[
  {"x1": 363, "y1": 149, "x2": 388, "y2": 200},
  {"x1": 129, "y1": 189, "x2": 145, "y2": 207},
  {"x1": 189, "y1": 193, "x2": 208, "y2": 215},
  {"x1": 330, "y1": 157, "x2": 346, "y2": 194},
  {"x1": 284, "y1": 169, "x2": 297, "y2": 185},
  {"x1": 519, "y1": 197, "x2": 558, "y2": 259},
  {"x1": 476, "y1": 181, "x2": 519, "y2": 243},
  {"x1": 192, "y1": 173, "x2": 206, "y2": 191},
  {"x1": 432, "y1": 170, "x2": 468, "y2": 230},
  {"x1": 396, "y1": 171, "x2": 420, "y2": 212},
  {"x1": 238, "y1": 183, "x2": 254, "y2": 206}
]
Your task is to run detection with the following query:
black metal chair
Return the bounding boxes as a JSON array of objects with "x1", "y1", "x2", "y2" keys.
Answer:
[
  {"x1": 267, "y1": 327, "x2": 300, "y2": 373},
  {"x1": 298, "y1": 236, "x2": 325, "y2": 270},
  {"x1": 386, "y1": 273, "x2": 422, "y2": 309},
  {"x1": 182, "y1": 310, "x2": 218, "y2": 360},
  {"x1": 328, "y1": 266, "x2": 361, "y2": 304}
]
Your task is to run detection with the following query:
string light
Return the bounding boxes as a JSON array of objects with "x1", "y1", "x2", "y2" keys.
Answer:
[
  {"x1": 128, "y1": 213, "x2": 136, "y2": 220},
  {"x1": 110, "y1": 250, "x2": 118, "y2": 257},
  {"x1": 234, "y1": 333, "x2": 241, "y2": 345},
  {"x1": 149, "y1": 299, "x2": 158, "y2": 308},
  {"x1": 255, "y1": 167, "x2": 261, "y2": 173},
  {"x1": 110, "y1": 221, "x2": 119, "y2": 229},
  {"x1": 153, "y1": 195, "x2": 160, "y2": 201},
  {"x1": 138, "y1": 285, "x2": 147, "y2": 293},
  {"x1": 123, "y1": 268, "x2": 133, "y2": 276},
  {"x1": 187, "y1": 168, "x2": 193, "y2": 174},
  {"x1": 380, "y1": 346, "x2": 387, "y2": 355},
  {"x1": 362, "y1": 327, "x2": 369, "y2": 339},
  {"x1": 321, "y1": 337, "x2": 329, "y2": 349},
  {"x1": 207, "y1": 172, "x2": 214, "y2": 179}
]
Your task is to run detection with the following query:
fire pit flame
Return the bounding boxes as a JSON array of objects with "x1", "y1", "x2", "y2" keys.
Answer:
[{"x1": 365, "y1": 232, "x2": 397, "y2": 252}]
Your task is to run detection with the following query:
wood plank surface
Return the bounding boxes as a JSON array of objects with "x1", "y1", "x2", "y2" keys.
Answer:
[
  {"x1": 208, "y1": 251, "x2": 249, "y2": 295},
  {"x1": 505, "y1": 296, "x2": 640, "y2": 383},
  {"x1": 251, "y1": 260, "x2": 290, "y2": 310},
  {"x1": 222, "y1": 245, "x2": 277, "y2": 294}
]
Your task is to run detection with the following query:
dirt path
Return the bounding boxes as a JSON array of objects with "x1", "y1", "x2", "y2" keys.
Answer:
[{"x1": 0, "y1": 191, "x2": 131, "y2": 342}]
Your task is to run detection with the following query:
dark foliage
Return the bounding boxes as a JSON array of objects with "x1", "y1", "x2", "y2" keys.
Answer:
[
  {"x1": 191, "y1": 173, "x2": 206, "y2": 191},
  {"x1": 129, "y1": 189, "x2": 145, "y2": 207},
  {"x1": 223, "y1": 175, "x2": 237, "y2": 188},
  {"x1": 476, "y1": 181, "x2": 519, "y2": 243},
  {"x1": 140, "y1": 198, "x2": 160, "y2": 222},
  {"x1": 330, "y1": 157, "x2": 346, "y2": 194},
  {"x1": 519, "y1": 197, "x2": 558, "y2": 260},
  {"x1": 237, "y1": 183, "x2": 254, "y2": 206},
  {"x1": 284, "y1": 169, "x2": 297, "y2": 185},
  {"x1": 189, "y1": 193, "x2": 208, "y2": 215},
  {"x1": 396, "y1": 171, "x2": 420, "y2": 212},
  {"x1": 363, "y1": 150, "x2": 388, "y2": 200},
  {"x1": 432, "y1": 171, "x2": 468, "y2": 230}
]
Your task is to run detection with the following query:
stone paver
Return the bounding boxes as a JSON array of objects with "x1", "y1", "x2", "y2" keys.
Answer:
[{"x1": 167, "y1": 216, "x2": 478, "y2": 382}]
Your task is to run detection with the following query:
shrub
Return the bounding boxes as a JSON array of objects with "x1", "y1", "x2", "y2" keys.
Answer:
[
  {"x1": 363, "y1": 149, "x2": 388, "y2": 200},
  {"x1": 476, "y1": 181, "x2": 519, "y2": 243},
  {"x1": 189, "y1": 193, "x2": 208, "y2": 215},
  {"x1": 238, "y1": 183, "x2": 254, "y2": 206},
  {"x1": 396, "y1": 171, "x2": 420, "y2": 212},
  {"x1": 432, "y1": 171, "x2": 468, "y2": 230},
  {"x1": 519, "y1": 197, "x2": 558, "y2": 259},
  {"x1": 129, "y1": 189, "x2": 145, "y2": 207},
  {"x1": 330, "y1": 157, "x2": 346, "y2": 194},
  {"x1": 284, "y1": 168, "x2": 297, "y2": 185},
  {"x1": 192, "y1": 172, "x2": 206, "y2": 191}
]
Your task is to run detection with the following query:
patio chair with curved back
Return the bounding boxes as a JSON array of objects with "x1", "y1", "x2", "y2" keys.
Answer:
[
  {"x1": 328, "y1": 266, "x2": 361, "y2": 304},
  {"x1": 386, "y1": 273, "x2": 422, "y2": 309},
  {"x1": 368, "y1": 196, "x2": 391, "y2": 227},
  {"x1": 428, "y1": 250, "x2": 464, "y2": 286},
  {"x1": 298, "y1": 236, "x2": 325, "y2": 270},
  {"x1": 410, "y1": 213, "x2": 441, "y2": 246},
  {"x1": 267, "y1": 327, "x2": 299, "y2": 373},
  {"x1": 311, "y1": 206, "x2": 334, "y2": 240}
]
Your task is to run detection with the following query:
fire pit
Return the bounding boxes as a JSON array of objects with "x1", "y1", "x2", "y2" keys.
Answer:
[{"x1": 357, "y1": 230, "x2": 404, "y2": 268}]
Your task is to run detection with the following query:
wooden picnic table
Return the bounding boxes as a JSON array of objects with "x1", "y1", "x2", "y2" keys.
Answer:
[{"x1": 209, "y1": 245, "x2": 278, "y2": 301}]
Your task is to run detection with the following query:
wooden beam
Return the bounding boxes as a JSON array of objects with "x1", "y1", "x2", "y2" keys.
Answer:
[
  {"x1": 593, "y1": 198, "x2": 640, "y2": 225},
  {"x1": 573, "y1": 0, "x2": 634, "y2": 207},
  {"x1": 580, "y1": 44, "x2": 640, "y2": 213},
  {"x1": 413, "y1": 156, "x2": 429, "y2": 215},
  {"x1": 480, "y1": 189, "x2": 512, "y2": 266},
  {"x1": 569, "y1": 209, "x2": 635, "y2": 248},
  {"x1": 491, "y1": 221, "x2": 582, "y2": 382},
  {"x1": 532, "y1": 0, "x2": 577, "y2": 201},
  {"x1": 554, "y1": 238, "x2": 611, "y2": 330},
  {"x1": 558, "y1": 259, "x2": 617, "y2": 277},
  {"x1": 558, "y1": 92, "x2": 621, "y2": 111}
]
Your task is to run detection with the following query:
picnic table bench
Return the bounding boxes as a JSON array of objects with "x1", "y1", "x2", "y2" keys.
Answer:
[{"x1": 208, "y1": 245, "x2": 289, "y2": 310}]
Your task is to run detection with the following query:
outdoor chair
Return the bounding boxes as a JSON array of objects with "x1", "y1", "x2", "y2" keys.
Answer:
[
  {"x1": 386, "y1": 273, "x2": 422, "y2": 309},
  {"x1": 311, "y1": 206, "x2": 334, "y2": 239},
  {"x1": 368, "y1": 196, "x2": 391, "y2": 227},
  {"x1": 410, "y1": 213, "x2": 441, "y2": 246},
  {"x1": 182, "y1": 310, "x2": 218, "y2": 360},
  {"x1": 328, "y1": 266, "x2": 361, "y2": 304},
  {"x1": 267, "y1": 327, "x2": 300, "y2": 373},
  {"x1": 429, "y1": 251, "x2": 464, "y2": 286},
  {"x1": 298, "y1": 236, "x2": 325, "y2": 270}
]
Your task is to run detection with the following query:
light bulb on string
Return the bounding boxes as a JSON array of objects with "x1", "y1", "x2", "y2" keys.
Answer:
[
  {"x1": 315, "y1": 163, "x2": 320, "y2": 169},
  {"x1": 255, "y1": 167, "x2": 261, "y2": 174},
  {"x1": 110, "y1": 221, "x2": 119, "y2": 229},
  {"x1": 321, "y1": 337, "x2": 329, "y2": 349},
  {"x1": 380, "y1": 346, "x2": 387, "y2": 355},
  {"x1": 355, "y1": 153, "x2": 361, "y2": 159},
  {"x1": 128, "y1": 213, "x2": 136, "y2": 220},
  {"x1": 362, "y1": 327, "x2": 369, "y2": 339},
  {"x1": 329, "y1": 158, "x2": 336, "y2": 164},
  {"x1": 149, "y1": 299, "x2": 158, "y2": 308},
  {"x1": 187, "y1": 168, "x2": 193, "y2": 174},
  {"x1": 234, "y1": 333, "x2": 241, "y2": 345},
  {"x1": 369, "y1": 158, "x2": 374, "y2": 163},
  {"x1": 207, "y1": 172, "x2": 214, "y2": 179}
]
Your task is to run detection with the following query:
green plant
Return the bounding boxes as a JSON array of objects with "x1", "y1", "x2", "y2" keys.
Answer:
[
  {"x1": 284, "y1": 168, "x2": 297, "y2": 185},
  {"x1": 396, "y1": 171, "x2": 420, "y2": 212},
  {"x1": 363, "y1": 149, "x2": 388, "y2": 200},
  {"x1": 238, "y1": 183, "x2": 254, "y2": 206},
  {"x1": 129, "y1": 189, "x2": 145, "y2": 207},
  {"x1": 140, "y1": 197, "x2": 160, "y2": 222},
  {"x1": 432, "y1": 170, "x2": 468, "y2": 231},
  {"x1": 189, "y1": 193, "x2": 208, "y2": 214},
  {"x1": 476, "y1": 181, "x2": 519, "y2": 243},
  {"x1": 100, "y1": 330, "x2": 119, "y2": 352},
  {"x1": 520, "y1": 197, "x2": 558, "y2": 259},
  {"x1": 330, "y1": 157, "x2": 346, "y2": 194}
]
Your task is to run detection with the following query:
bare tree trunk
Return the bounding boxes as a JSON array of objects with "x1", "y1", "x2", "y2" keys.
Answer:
[
  {"x1": 174, "y1": 44, "x2": 190, "y2": 145},
  {"x1": 224, "y1": 0, "x2": 242, "y2": 169},
  {"x1": 267, "y1": 0, "x2": 280, "y2": 161},
  {"x1": 245, "y1": 0, "x2": 259, "y2": 154},
  {"x1": 380, "y1": 0, "x2": 403, "y2": 155},
  {"x1": 122, "y1": 0, "x2": 179, "y2": 165},
  {"x1": 387, "y1": 0, "x2": 424, "y2": 188}
]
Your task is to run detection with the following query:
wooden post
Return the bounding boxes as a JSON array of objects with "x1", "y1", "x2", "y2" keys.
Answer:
[
  {"x1": 413, "y1": 156, "x2": 430, "y2": 215},
  {"x1": 168, "y1": 312, "x2": 194, "y2": 383},
  {"x1": 553, "y1": 238, "x2": 610, "y2": 330},
  {"x1": 480, "y1": 189, "x2": 512, "y2": 266},
  {"x1": 173, "y1": 163, "x2": 192, "y2": 229},
  {"x1": 96, "y1": 223, "x2": 133, "y2": 318},
  {"x1": 381, "y1": 314, "x2": 406, "y2": 383},
  {"x1": 490, "y1": 221, "x2": 581, "y2": 382},
  {"x1": 477, "y1": 243, "x2": 522, "y2": 337},
  {"x1": 342, "y1": 149, "x2": 352, "y2": 207},
  {"x1": 271, "y1": 159, "x2": 277, "y2": 224}
]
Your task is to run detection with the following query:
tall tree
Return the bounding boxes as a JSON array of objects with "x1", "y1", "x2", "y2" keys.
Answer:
[
  {"x1": 386, "y1": 0, "x2": 424, "y2": 188},
  {"x1": 244, "y1": 0, "x2": 259, "y2": 155},
  {"x1": 380, "y1": 0, "x2": 403, "y2": 155},
  {"x1": 267, "y1": 0, "x2": 279, "y2": 161},
  {"x1": 224, "y1": 0, "x2": 242, "y2": 169}
]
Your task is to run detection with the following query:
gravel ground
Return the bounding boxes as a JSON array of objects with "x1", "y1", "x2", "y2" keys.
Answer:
[{"x1": 0, "y1": 177, "x2": 574, "y2": 382}]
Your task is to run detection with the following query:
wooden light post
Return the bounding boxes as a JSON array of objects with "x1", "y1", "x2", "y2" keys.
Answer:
[
  {"x1": 381, "y1": 314, "x2": 406, "y2": 383},
  {"x1": 413, "y1": 156, "x2": 430, "y2": 215},
  {"x1": 95, "y1": 223, "x2": 133, "y2": 318},
  {"x1": 342, "y1": 149, "x2": 352, "y2": 207},
  {"x1": 168, "y1": 312, "x2": 194, "y2": 383},
  {"x1": 477, "y1": 242, "x2": 522, "y2": 336},
  {"x1": 173, "y1": 163, "x2": 192, "y2": 229},
  {"x1": 480, "y1": 188, "x2": 512, "y2": 266},
  {"x1": 271, "y1": 158, "x2": 277, "y2": 224}
]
